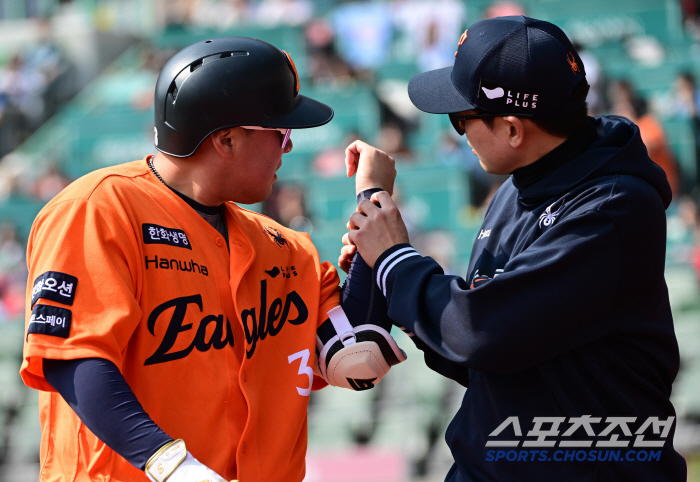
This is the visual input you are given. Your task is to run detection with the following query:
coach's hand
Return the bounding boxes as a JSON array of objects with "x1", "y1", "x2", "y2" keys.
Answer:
[
  {"x1": 145, "y1": 439, "x2": 227, "y2": 482},
  {"x1": 343, "y1": 191, "x2": 410, "y2": 268},
  {"x1": 345, "y1": 140, "x2": 396, "y2": 195}
]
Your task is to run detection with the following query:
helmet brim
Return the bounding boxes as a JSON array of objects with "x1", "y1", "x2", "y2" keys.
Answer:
[
  {"x1": 263, "y1": 94, "x2": 334, "y2": 129},
  {"x1": 157, "y1": 94, "x2": 335, "y2": 157}
]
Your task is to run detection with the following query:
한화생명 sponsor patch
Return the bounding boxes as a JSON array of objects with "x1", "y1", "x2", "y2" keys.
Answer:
[{"x1": 143, "y1": 224, "x2": 192, "y2": 249}]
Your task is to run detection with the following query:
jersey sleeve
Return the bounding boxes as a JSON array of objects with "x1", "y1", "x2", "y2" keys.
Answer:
[
  {"x1": 21, "y1": 198, "x2": 142, "y2": 392},
  {"x1": 317, "y1": 260, "x2": 340, "y2": 328}
]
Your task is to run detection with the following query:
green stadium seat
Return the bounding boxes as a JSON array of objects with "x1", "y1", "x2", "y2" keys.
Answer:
[
  {"x1": 0, "y1": 321, "x2": 31, "y2": 466},
  {"x1": 674, "y1": 310, "x2": 700, "y2": 363},
  {"x1": 374, "y1": 60, "x2": 419, "y2": 82},
  {"x1": 0, "y1": 197, "x2": 47, "y2": 242},
  {"x1": 672, "y1": 356, "x2": 700, "y2": 418},
  {"x1": 529, "y1": 0, "x2": 685, "y2": 46},
  {"x1": 0, "y1": 322, "x2": 24, "y2": 407},
  {"x1": 295, "y1": 85, "x2": 380, "y2": 149},
  {"x1": 59, "y1": 107, "x2": 154, "y2": 178},
  {"x1": 394, "y1": 164, "x2": 469, "y2": 231},
  {"x1": 666, "y1": 263, "x2": 700, "y2": 312},
  {"x1": 307, "y1": 176, "x2": 357, "y2": 224},
  {"x1": 81, "y1": 71, "x2": 157, "y2": 109},
  {"x1": 661, "y1": 118, "x2": 697, "y2": 190},
  {"x1": 408, "y1": 112, "x2": 454, "y2": 160},
  {"x1": 307, "y1": 329, "x2": 465, "y2": 460},
  {"x1": 307, "y1": 164, "x2": 469, "y2": 252},
  {"x1": 153, "y1": 25, "x2": 308, "y2": 77},
  {"x1": 308, "y1": 222, "x2": 347, "y2": 273},
  {"x1": 275, "y1": 151, "x2": 313, "y2": 182}
]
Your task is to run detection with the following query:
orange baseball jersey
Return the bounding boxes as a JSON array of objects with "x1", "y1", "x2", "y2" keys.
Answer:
[{"x1": 20, "y1": 156, "x2": 340, "y2": 482}]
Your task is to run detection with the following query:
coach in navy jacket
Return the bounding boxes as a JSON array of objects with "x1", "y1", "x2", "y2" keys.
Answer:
[{"x1": 342, "y1": 16, "x2": 686, "y2": 481}]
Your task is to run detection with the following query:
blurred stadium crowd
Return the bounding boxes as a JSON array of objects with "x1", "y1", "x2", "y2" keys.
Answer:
[{"x1": 1, "y1": 0, "x2": 700, "y2": 481}]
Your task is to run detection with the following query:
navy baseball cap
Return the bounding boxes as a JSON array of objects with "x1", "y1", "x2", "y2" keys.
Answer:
[{"x1": 408, "y1": 16, "x2": 588, "y2": 117}]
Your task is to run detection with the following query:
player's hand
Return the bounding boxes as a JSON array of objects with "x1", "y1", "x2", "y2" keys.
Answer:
[
  {"x1": 345, "y1": 140, "x2": 396, "y2": 195},
  {"x1": 145, "y1": 439, "x2": 227, "y2": 482},
  {"x1": 338, "y1": 243, "x2": 356, "y2": 273},
  {"x1": 344, "y1": 191, "x2": 410, "y2": 268}
]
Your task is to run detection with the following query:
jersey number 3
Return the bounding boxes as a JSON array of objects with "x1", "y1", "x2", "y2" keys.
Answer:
[{"x1": 288, "y1": 349, "x2": 313, "y2": 396}]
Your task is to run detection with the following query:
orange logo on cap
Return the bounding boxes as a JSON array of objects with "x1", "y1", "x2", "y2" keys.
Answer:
[
  {"x1": 567, "y1": 52, "x2": 580, "y2": 75},
  {"x1": 455, "y1": 29, "x2": 468, "y2": 57},
  {"x1": 282, "y1": 50, "x2": 299, "y2": 95}
]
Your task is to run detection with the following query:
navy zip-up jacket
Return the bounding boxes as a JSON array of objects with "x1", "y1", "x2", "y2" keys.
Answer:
[{"x1": 373, "y1": 116, "x2": 686, "y2": 481}]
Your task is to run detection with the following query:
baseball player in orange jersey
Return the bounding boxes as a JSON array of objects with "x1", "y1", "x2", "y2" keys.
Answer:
[{"x1": 20, "y1": 37, "x2": 406, "y2": 482}]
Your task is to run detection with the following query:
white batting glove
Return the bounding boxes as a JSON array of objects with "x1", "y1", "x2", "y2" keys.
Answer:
[{"x1": 145, "y1": 439, "x2": 228, "y2": 482}]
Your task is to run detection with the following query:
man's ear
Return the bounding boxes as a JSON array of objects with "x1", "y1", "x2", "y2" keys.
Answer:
[
  {"x1": 503, "y1": 116, "x2": 525, "y2": 149},
  {"x1": 210, "y1": 128, "x2": 240, "y2": 158}
]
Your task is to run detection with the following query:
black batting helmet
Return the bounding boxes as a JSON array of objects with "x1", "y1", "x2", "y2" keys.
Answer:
[{"x1": 153, "y1": 36, "x2": 334, "y2": 157}]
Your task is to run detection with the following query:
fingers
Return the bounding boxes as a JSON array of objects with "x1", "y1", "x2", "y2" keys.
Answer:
[
  {"x1": 371, "y1": 190, "x2": 395, "y2": 208},
  {"x1": 345, "y1": 139, "x2": 366, "y2": 177},
  {"x1": 349, "y1": 195, "x2": 395, "y2": 231},
  {"x1": 345, "y1": 145, "x2": 357, "y2": 177},
  {"x1": 338, "y1": 256, "x2": 350, "y2": 274},
  {"x1": 343, "y1": 229, "x2": 364, "y2": 250},
  {"x1": 347, "y1": 217, "x2": 359, "y2": 231},
  {"x1": 341, "y1": 244, "x2": 357, "y2": 255},
  {"x1": 338, "y1": 241, "x2": 357, "y2": 273},
  {"x1": 338, "y1": 244, "x2": 356, "y2": 270},
  {"x1": 348, "y1": 211, "x2": 370, "y2": 233},
  {"x1": 347, "y1": 206, "x2": 369, "y2": 231},
  {"x1": 356, "y1": 198, "x2": 380, "y2": 216}
]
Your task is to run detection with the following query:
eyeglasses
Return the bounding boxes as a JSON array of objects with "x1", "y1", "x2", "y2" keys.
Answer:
[
  {"x1": 448, "y1": 112, "x2": 500, "y2": 136},
  {"x1": 448, "y1": 112, "x2": 531, "y2": 136},
  {"x1": 240, "y1": 126, "x2": 292, "y2": 149}
]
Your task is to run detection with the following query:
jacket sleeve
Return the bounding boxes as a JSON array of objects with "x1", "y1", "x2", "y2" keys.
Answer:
[
  {"x1": 339, "y1": 250, "x2": 470, "y2": 386},
  {"x1": 375, "y1": 208, "x2": 623, "y2": 374}
]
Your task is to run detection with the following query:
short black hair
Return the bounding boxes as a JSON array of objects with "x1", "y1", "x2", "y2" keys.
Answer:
[
  {"x1": 531, "y1": 104, "x2": 590, "y2": 138},
  {"x1": 478, "y1": 104, "x2": 589, "y2": 138}
]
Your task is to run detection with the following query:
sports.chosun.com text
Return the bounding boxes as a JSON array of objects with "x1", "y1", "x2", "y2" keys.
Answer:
[{"x1": 485, "y1": 449, "x2": 661, "y2": 462}]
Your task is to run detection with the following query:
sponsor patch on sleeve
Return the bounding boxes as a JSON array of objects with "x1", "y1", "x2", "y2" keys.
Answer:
[
  {"x1": 27, "y1": 304, "x2": 72, "y2": 339},
  {"x1": 31, "y1": 271, "x2": 77, "y2": 308},
  {"x1": 143, "y1": 224, "x2": 192, "y2": 250}
]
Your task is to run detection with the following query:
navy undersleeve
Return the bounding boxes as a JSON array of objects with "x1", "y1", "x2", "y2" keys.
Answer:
[
  {"x1": 340, "y1": 188, "x2": 393, "y2": 332},
  {"x1": 43, "y1": 357, "x2": 173, "y2": 470}
]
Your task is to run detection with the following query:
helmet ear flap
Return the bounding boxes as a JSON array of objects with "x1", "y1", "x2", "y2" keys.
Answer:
[{"x1": 281, "y1": 50, "x2": 299, "y2": 96}]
